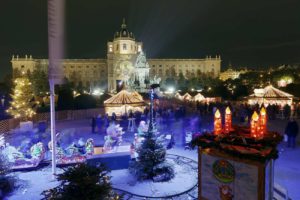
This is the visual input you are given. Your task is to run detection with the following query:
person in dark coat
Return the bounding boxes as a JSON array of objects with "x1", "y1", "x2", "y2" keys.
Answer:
[
  {"x1": 285, "y1": 118, "x2": 299, "y2": 148},
  {"x1": 96, "y1": 114, "x2": 102, "y2": 133},
  {"x1": 104, "y1": 113, "x2": 110, "y2": 128},
  {"x1": 111, "y1": 112, "x2": 117, "y2": 122},
  {"x1": 91, "y1": 116, "x2": 96, "y2": 133}
]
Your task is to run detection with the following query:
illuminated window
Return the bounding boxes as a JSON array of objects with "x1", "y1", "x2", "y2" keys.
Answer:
[
  {"x1": 109, "y1": 45, "x2": 113, "y2": 52},
  {"x1": 138, "y1": 45, "x2": 142, "y2": 52}
]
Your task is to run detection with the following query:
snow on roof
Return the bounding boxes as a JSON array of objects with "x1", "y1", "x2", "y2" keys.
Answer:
[
  {"x1": 252, "y1": 85, "x2": 293, "y2": 98},
  {"x1": 104, "y1": 90, "x2": 144, "y2": 105}
]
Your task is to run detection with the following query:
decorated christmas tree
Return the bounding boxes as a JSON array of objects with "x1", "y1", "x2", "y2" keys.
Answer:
[
  {"x1": 7, "y1": 77, "x2": 36, "y2": 120},
  {"x1": 129, "y1": 86, "x2": 174, "y2": 182},
  {"x1": 42, "y1": 163, "x2": 120, "y2": 200}
]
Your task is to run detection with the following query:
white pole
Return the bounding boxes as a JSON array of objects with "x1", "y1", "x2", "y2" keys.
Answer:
[
  {"x1": 49, "y1": 79, "x2": 56, "y2": 178},
  {"x1": 48, "y1": 0, "x2": 64, "y2": 179}
]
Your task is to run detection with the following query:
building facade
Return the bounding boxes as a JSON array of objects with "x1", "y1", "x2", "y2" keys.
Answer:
[
  {"x1": 11, "y1": 20, "x2": 221, "y2": 92},
  {"x1": 219, "y1": 68, "x2": 248, "y2": 81}
]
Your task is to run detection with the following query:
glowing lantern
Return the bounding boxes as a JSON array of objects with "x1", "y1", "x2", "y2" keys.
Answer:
[
  {"x1": 251, "y1": 111, "x2": 259, "y2": 138},
  {"x1": 214, "y1": 109, "x2": 222, "y2": 135},
  {"x1": 224, "y1": 107, "x2": 232, "y2": 133},
  {"x1": 259, "y1": 107, "x2": 267, "y2": 137}
]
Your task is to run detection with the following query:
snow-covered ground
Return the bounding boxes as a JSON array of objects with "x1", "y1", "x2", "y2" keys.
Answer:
[
  {"x1": 111, "y1": 156, "x2": 197, "y2": 197},
  {"x1": 2, "y1": 116, "x2": 300, "y2": 199},
  {"x1": 5, "y1": 167, "x2": 62, "y2": 200},
  {"x1": 5, "y1": 148, "x2": 198, "y2": 200}
]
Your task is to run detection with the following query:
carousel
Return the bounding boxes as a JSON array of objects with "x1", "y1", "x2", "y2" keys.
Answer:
[
  {"x1": 104, "y1": 90, "x2": 145, "y2": 116},
  {"x1": 248, "y1": 85, "x2": 293, "y2": 107}
]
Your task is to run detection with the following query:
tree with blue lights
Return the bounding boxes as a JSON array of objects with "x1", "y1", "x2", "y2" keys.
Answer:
[{"x1": 129, "y1": 85, "x2": 174, "y2": 182}]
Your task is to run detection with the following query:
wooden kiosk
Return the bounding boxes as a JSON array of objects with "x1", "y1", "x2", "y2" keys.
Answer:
[{"x1": 192, "y1": 108, "x2": 282, "y2": 200}]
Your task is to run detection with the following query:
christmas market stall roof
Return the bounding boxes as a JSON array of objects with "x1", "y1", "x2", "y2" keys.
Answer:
[
  {"x1": 248, "y1": 85, "x2": 293, "y2": 106},
  {"x1": 104, "y1": 90, "x2": 145, "y2": 115},
  {"x1": 174, "y1": 92, "x2": 183, "y2": 100},
  {"x1": 182, "y1": 93, "x2": 192, "y2": 101},
  {"x1": 193, "y1": 93, "x2": 205, "y2": 102}
]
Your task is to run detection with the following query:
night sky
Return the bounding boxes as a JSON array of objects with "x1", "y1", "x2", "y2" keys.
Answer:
[{"x1": 0, "y1": 0, "x2": 300, "y2": 80}]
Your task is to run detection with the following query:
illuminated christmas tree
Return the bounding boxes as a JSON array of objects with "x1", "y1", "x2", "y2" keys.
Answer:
[
  {"x1": 7, "y1": 77, "x2": 36, "y2": 120},
  {"x1": 129, "y1": 85, "x2": 174, "y2": 182}
]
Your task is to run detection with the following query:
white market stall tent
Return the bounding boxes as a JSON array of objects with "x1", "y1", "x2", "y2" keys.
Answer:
[
  {"x1": 174, "y1": 92, "x2": 183, "y2": 100},
  {"x1": 182, "y1": 93, "x2": 192, "y2": 101},
  {"x1": 193, "y1": 93, "x2": 205, "y2": 102}
]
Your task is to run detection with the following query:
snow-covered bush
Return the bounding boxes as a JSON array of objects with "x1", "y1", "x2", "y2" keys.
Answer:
[{"x1": 0, "y1": 153, "x2": 16, "y2": 199}]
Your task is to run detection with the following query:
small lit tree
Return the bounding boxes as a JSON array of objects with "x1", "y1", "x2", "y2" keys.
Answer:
[
  {"x1": 129, "y1": 85, "x2": 174, "y2": 182},
  {"x1": 7, "y1": 77, "x2": 36, "y2": 120}
]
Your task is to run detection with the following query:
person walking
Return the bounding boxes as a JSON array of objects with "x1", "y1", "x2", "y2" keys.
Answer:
[
  {"x1": 104, "y1": 113, "x2": 110, "y2": 128},
  {"x1": 91, "y1": 116, "x2": 96, "y2": 133},
  {"x1": 96, "y1": 114, "x2": 102, "y2": 133},
  {"x1": 285, "y1": 118, "x2": 299, "y2": 148}
]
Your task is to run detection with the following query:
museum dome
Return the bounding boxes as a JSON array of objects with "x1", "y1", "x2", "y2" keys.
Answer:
[{"x1": 114, "y1": 18, "x2": 135, "y2": 40}]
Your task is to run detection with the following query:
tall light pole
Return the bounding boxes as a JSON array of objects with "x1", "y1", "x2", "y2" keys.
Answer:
[{"x1": 48, "y1": 0, "x2": 65, "y2": 178}]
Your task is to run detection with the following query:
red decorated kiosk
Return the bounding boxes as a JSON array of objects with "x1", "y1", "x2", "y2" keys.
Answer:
[{"x1": 192, "y1": 107, "x2": 282, "y2": 200}]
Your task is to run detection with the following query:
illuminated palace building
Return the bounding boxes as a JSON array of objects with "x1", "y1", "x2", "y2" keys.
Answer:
[{"x1": 11, "y1": 20, "x2": 221, "y2": 93}]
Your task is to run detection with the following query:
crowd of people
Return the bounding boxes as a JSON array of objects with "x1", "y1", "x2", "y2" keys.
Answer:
[{"x1": 89, "y1": 98, "x2": 299, "y2": 148}]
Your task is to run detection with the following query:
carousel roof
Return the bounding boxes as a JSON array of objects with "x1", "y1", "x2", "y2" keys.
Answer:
[
  {"x1": 250, "y1": 85, "x2": 293, "y2": 99},
  {"x1": 132, "y1": 91, "x2": 144, "y2": 101},
  {"x1": 104, "y1": 90, "x2": 144, "y2": 106}
]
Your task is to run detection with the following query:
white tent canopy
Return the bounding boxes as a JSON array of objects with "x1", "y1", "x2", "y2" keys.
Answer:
[
  {"x1": 175, "y1": 92, "x2": 183, "y2": 100},
  {"x1": 182, "y1": 93, "x2": 192, "y2": 101},
  {"x1": 193, "y1": 93, "x2": 205, "y2": 102}
]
